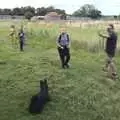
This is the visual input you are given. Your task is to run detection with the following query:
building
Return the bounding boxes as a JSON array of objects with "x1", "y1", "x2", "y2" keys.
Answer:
[
  {"x1": 31, "y1": 12, "x2": 62, "y2": 21},
  {"x1": 45, "y1": 12, "x2": 61, "y2": 21}
]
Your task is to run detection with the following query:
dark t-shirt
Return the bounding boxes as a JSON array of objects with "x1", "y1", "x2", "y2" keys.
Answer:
[
  {"x1": 106, "y1": 32, "x2": 117, "y2": 56},
  {"x1": 18, "y1": 32, "x2": 24, "y2": 40}
]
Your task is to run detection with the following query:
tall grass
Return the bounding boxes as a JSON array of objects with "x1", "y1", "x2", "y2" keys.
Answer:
[{"x1": 2, "y1": 20, "x2": 120, "y2": 54}]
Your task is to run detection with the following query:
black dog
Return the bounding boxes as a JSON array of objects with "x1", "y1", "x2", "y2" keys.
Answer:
[{"x1": 28, "y1": 79, "x2": 50, "y2": 114}]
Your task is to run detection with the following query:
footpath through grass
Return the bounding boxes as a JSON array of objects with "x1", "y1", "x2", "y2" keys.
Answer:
[{"x1": 0, "y1": 21, "x2": 120, "y2": 120}]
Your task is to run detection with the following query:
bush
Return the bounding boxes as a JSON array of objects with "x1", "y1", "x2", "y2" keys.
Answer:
[{"x1": 24, "y1": 11, "x2": 34, "y2": 20}]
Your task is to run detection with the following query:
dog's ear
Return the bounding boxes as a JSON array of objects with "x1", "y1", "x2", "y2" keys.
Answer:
[
  {"x1": 40, "y1": 80, "x2": 44, "y2": 89},
  {"x1": 44, "y1": 79, "x2": 49, "y2": 89},
  {"x1": 44, "y1": 79, "x2": 47, "y2": 84}
]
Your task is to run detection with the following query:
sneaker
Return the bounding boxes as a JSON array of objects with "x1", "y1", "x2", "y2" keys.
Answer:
[
  {"x1": 65, "y1": 63, "x2": 70, "y2": 68},
  {"x1": 111, "y1": 73, "x2": 118, "y2": 80}
]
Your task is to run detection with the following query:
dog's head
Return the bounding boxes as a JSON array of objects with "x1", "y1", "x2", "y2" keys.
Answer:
[{"x1": 44, "y1": 79, "x2": 48, "y2": 88}]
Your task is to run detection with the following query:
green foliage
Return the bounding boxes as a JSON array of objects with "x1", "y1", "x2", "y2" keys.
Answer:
[
  {"x1": 90, "y1": 9, "x2": 102, "y2": 19},
  {"x1": 73, "y1": 4, "x2": 102, "y2": 19},
  {"x1": 24, "y1": 11, "x2": 34, "y2": 20},
  {"x1": 36, "y1": 7, "x2": 47, "y2": 16},
  {"x1": 0, "y1": 6, "x2": 66, "y2": 20},
  {"x1": 12, "y1": 7, "x2": 24, "y2": 16},
  {"x1": 0, "y1": 8, "x2": 12, "y2": 15}
]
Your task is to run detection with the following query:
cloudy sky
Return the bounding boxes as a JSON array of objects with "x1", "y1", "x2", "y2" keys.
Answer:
[{"x1": 0, "y1": 0, "x2": 120, "y2": 15}]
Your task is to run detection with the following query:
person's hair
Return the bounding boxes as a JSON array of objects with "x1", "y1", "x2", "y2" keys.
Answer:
[
  {"x1": 11, "y1": 25, "x2": 15, "y2": 28},
  {"x1": 109, "y1": 24, "x2": 114, "y2": 29}
]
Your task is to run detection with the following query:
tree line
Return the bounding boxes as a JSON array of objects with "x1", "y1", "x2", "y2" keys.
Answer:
[
  {"x1": 0, "y1": 4, "x2": 103, "y2": 19},
  {"x1": 0, "y1": 6, "x2": 66, "y2": 20}
]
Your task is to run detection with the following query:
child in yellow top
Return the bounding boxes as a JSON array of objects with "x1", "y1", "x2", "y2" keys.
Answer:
[{"x1": 9, "y1": 25, "x2": 17, "y2": 46}]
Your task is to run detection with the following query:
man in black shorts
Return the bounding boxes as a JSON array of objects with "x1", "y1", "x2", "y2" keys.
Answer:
[{"x1": 99, "y1": 24, "x2": 117, "y2": 79}]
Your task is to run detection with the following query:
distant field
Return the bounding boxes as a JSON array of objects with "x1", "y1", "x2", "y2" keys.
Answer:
[{"x1": 0, "y1": 20, "x2": 120, "y2": 120}]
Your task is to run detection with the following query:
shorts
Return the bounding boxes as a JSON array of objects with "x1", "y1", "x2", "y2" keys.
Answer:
[{"x1": 106, "y1": 49, "x2": 115, "y2": 58}]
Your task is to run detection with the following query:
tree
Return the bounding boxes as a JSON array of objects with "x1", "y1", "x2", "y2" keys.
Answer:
[
  {"x1": 0, "y1": 9, "x2": 3, "y2": 15},
  {"x1": 24, "y1": 11, "x2": 34, "y2": 20},
  {"x1": 46, "y1": 6, "x2": 55, "y2": 13},
  {"x1": 12, "y1": 7, "x2": 24, "y2": 15},
  {"x1": 89, "y1": 9, "x2": 102, "y2": 19},
  {"x1": 0, "y1": 9, "x2": 11, "y2": 15},
  {"x1": 73, "y1": 4, "x2": 102, "y2": 19},
  {"x1": 23, "y1": 6, "x2": 35, "y2": 15},
  {"x1": 23, "y1": 6, "x2": 35, "y2": 20},
  {"x1": 36, "y1": 7, "x2": 47, "y2": 16}
]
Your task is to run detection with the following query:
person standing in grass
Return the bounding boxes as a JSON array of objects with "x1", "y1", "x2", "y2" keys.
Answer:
[
  {"x1": 98, "y1": 24, "x2": 118, "y2": 80},
  {"x1": 9, "y1": 25, "x2": 17, "y2": 47},
  {"x1": 18, "y1": 28, "x2": 25, "y2": 51},
  {"x1": 56, "y1": 27, "x2": 71, "y2": 69}
]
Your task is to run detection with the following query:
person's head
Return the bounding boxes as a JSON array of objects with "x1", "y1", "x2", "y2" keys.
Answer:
[
  {"x1": 11, "y1": 25, "x2": 15, "y2": 29},
  {"x1": 109, "y1": 24, "x2": 114, "y2": 30},
  {"x1": 107, "y1": 24, "x2": 114, "y2": 33},
  {"x1": 60, "y1": 27, "x2": 66, "y2": 33}
]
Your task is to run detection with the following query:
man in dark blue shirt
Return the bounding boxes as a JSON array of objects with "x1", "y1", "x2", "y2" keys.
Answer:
[
  {"x1": 18, "y1": 28, "x2": 25, "y2": 51},
  {"x1": 57, "y1": 28, "x2": 71, "y2": 69},
  {"x1": 99, "y1": 24, "x2": 117, "y2": 80}
]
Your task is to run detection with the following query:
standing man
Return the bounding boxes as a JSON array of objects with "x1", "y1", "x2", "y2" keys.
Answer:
[
  {"x1": 18, "y1": 28, "x2": 25, "y2": 51},
  {"x1": 99, "y1": 24, "x2": 118, "y2": 80},
  {"x1": 57, "y1": 28, "x2": 71, "y2": 69}
]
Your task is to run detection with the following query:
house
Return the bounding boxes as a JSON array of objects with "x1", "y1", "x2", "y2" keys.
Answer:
[
  {"x1": 45, "y1": 12, "x2": 61, "y2": 21},
  {"x1": 31, "y1": 12, "x2": 61, "y2": 21}
]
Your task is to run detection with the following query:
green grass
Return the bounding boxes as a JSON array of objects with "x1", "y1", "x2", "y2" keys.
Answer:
[{"x1": 0, "y1": 20, "x2": 120, "y2": 120}]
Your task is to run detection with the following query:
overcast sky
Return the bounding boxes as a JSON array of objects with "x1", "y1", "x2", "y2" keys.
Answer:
[{"x1": 0, "y1": 0, "x2": 120, "y2": 15}]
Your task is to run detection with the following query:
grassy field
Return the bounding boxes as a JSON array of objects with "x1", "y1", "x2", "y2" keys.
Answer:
[{"x1": 0, "y1": 20, "x2": 120, "y2": 120}]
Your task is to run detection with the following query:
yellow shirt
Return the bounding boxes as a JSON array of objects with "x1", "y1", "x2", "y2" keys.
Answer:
[{"x1": 10, "y1": 28, "x2": 16, "y2": 37}]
